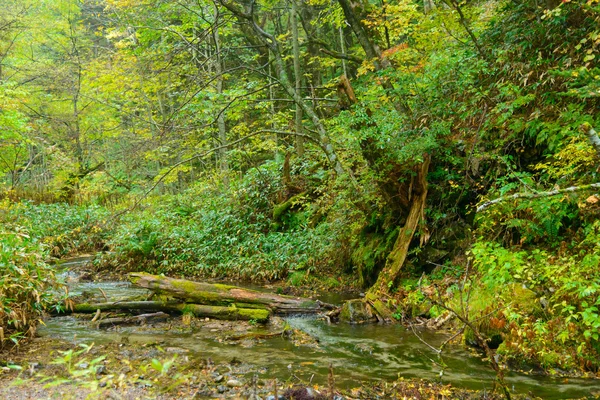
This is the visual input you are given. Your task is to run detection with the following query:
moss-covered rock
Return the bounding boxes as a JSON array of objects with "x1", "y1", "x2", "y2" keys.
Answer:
[{"x1": 339, "y1": 299, "x2": 378, "y2": 324}]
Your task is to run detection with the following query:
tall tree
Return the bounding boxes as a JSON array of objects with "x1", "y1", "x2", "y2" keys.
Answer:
[{"x1": 290, "y1": 0, "x2": 304, "y2": 156}]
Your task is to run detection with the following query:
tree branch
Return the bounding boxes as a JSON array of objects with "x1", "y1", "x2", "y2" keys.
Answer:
[
  {"x1": 109, "y1": 129, "x2": 320, "y2": 221},
  {"x1": 477, "y1": 183, "x2": 600, "y2": 212}
]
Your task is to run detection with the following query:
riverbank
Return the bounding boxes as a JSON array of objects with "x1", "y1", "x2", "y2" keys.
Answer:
[
  {"x1": 0, "y1": 336, "x2": 566, "y2": 400},
  {"x1": 2, "y1": 256, "x2": 600, "y2": 399},
  {"x1": 2, "y1": 335, "x2": 598, "y2": 399}
]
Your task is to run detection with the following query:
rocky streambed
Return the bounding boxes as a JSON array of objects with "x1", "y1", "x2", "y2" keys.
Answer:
[{"x1": 1, "y1": 256, "x2": 600, "y2": 399}]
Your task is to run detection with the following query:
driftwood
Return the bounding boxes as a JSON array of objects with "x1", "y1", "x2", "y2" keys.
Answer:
[
  {"x1": 93, "y1": 312, "x2": 169, "y2": 328},
  {"x1": 128, "y1": 272, "x2": 334, "y2": 315},
  {"x1": 63, "y1": 300, "x2": 271, "y2": 322}
]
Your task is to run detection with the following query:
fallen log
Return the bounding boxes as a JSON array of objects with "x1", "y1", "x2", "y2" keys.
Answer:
[
  {"x1": 128, "y1": 272, "x2": 334, "y2": 315},
  {"x1": 60, "y1": 300, "x2": 270, "y2": 323},
  {"x1": 93, "y1": 312, "x2": 169, "y2": 328}
]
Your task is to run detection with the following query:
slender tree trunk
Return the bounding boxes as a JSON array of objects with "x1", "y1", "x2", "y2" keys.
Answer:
[
  {"x1": 339, "y1": 26, "x2": 347, "y2": 77},
  {"x1": 213, "y1": 8, "x2": 229, "y2": 187},
  {"x1": 290, "y1": 0, "x2": 304, "y2": 156},
  {"x1": 269, "y1": 53, "x2": 282, "y2": 162},
  {"x1": 336, "y1": 0, "x2": 409, "y2": 115},
  {"x1": 219, "y1": 0, "x2": 346, "y2": 177},
  {"x1": 424, "y1": 0, "x2": 436, "y2": 13},
  {"x1": 581, "y1": 123, "x2": 600, "y2": 158}
]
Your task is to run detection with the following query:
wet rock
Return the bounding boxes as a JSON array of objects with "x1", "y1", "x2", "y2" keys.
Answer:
[
  {"x1": 165, "y1": 347, "x2": 188, "y2": 354},
  {"x1": 339, "y1": 299, "x2": 378, "y2": 324},
  {"x1": 193, "y1": 389, "x2": 213, "y2": 398},
  {"x1": 226, "y1": 379, "x2": 242, "y2": 387},
  {"x1": 355, "y1": 343, "x2": 374, "y2": 354},
  {"x1": 283, "y1": 387, "x2": 323, "y2": 400}
]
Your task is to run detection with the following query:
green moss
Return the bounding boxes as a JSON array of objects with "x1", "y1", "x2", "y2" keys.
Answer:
[
  {"x1": 339, "y1": 299, "x2": 378, "y2": 323},
  {"x1": 272, "y1": 192, "x2": 306, "y2": 222},
  {"x1": 233, "y1": 302, "x2": 270, "y2": 310},
  {"x1": 288, "y1": 271, "x2": 306, "y2": 286},
  {"x1": 212, "y1": 283, "x2": 238, "y2": 291},
  {"x1": 235, "y1": 308, "x2": 270, "y2": 323},
  {"x1": 169, "y1": 279, "x2": 227, "y2": 304},
  {"x1": 300, "y1": 300, "x2": 318, "y2": 309},
  {"x1": 181, "y1": 304, "x2": 270, "y2": 322}
]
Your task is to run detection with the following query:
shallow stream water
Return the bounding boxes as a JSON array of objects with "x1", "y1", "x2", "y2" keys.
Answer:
[{"x1": 40, "y1": 257, "x2": 600, "y2": 399}]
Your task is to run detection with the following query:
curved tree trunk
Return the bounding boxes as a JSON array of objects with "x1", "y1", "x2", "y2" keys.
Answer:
[
  {"x1": 361, "y1": 156, "x2": 430, "y2": 320},
  {"x1": 369, "y1": 156, "x2": 430, "y2": 295}
]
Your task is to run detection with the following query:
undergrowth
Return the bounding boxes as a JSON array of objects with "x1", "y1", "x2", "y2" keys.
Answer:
[{"x1": 0, "y1": 225, "x2": 56, "y2": 348}]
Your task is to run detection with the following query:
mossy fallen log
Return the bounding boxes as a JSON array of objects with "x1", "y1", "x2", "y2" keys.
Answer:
[
  {"x1": 128, "y1": 272, "x2": 333, "y2": 315},
  {"x1": 60, "y1": 300, "x2": 270, "y2": 322}
]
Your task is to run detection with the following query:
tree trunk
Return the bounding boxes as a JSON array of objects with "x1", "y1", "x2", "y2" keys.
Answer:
[
  {"x1": 93, "y1": 312, "x2": 169, "y2": 328},
  {"x1": 368, "y1": 156, "x2": 430, "y2": 296},
  {"x1": 128, "y1": 273, "x2": 332, "y2": 315},
  {"x1": 219, "y1": 0, "x2": 347, "y2": 177},
  {"x1": 423, "y1": 0, "x2": 436, "y2": 13},
  {"x1": 581, "y1": 123, "x2": 600, "y2": 158},
  {"x1": 291, "y1": 0, "x2": 305, "y2": 157},
  {"x1": 214, "y1": 8, "x2": 229, "y2": 187}
]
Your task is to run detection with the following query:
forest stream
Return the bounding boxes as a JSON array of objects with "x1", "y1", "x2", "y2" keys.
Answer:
[{"x1": 29, "y1": 256, "x2": 600, "y2": 399}]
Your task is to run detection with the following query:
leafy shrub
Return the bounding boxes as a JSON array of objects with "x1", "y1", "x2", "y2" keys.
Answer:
[
  {"x1": 102, "y1": 163, "x2": 342, "y2": 281},
  {"x1": 0, "y1": 225, "x2": 56, "y2": 348},
  {"x1": 0, "y1": 200, "x2": 110, "y2": 256},
  {"x1": 471, "y1": 232, "x2": 600, "y2": 371}
]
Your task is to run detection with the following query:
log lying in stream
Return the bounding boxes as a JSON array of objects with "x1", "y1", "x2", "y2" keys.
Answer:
[
  {"x1": 93, "y1": 312, "x2": 169, "y2": 328},
  {"x1": 65, "y1": 300, "x2": 271, "y2": 322},
  {"x1": 128, "y1": 272, "x2": 335, "y2": 315}
]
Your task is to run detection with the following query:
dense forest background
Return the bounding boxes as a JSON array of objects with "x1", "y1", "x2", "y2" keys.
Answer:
[{"x1": 1, "y1": 0, "x2": 599, "y2": 377}]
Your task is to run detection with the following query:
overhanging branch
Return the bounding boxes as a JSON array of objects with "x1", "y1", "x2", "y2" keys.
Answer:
[{"x1": 477, "y1": 183, "x2": 600, "y2": 212}]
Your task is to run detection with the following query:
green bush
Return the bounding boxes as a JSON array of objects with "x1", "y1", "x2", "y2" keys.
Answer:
[
  {"x1": 102, "y1": 163, "x2": 343, "y2": 281},
  {"x1": 0, "y1": 200, "x2": 110, "y2": 256},
  {"x1": 0, "y1": 225, "x2": 56, "y2": 348},
  {"x1": 471, "y1": 230, "x2": 600, "y2": 371}
]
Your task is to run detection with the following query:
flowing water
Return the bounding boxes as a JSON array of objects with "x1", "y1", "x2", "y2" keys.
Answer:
[{"x1": 40, "y1": 257, "x2": 600, "y2": 399}]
